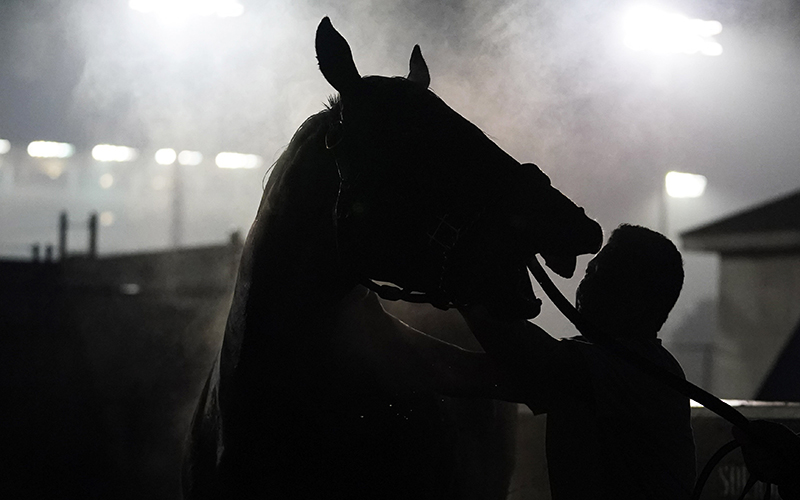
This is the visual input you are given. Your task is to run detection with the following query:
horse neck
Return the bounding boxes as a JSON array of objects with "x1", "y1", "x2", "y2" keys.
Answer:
[
  {"x1": 235, "y1": 115, "x2": 357, "y2": 329},
  {"x1": 240, "y1": 214, "x2": 354, "y2": 319}
]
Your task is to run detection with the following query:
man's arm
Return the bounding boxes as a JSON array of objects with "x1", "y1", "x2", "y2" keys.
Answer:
[
  {"x1": 335, "y1": 286, "x2": 524, "y2": 401},
  {"x1": 459, "y1": 304, "x2": 583, "y2": 410},
  {"x1": 383, "y1": 311, "x2": 525, "y2": 401}
]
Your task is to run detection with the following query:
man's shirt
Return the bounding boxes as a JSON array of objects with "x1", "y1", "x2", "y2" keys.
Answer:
[{"x1": 525, "y1": 333, "x2": 696, "y2": 499}]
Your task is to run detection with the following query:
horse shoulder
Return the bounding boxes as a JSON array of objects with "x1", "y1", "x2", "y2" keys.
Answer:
[{"x1": 333, "y1": 286, "x2": 489, "y2": 395}]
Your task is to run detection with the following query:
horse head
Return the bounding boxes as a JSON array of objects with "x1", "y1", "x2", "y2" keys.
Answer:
[{"x1": 317, "y1": 17, "x2": 602, "y2": 319}]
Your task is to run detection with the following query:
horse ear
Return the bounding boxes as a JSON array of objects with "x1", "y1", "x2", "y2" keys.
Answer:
[
  {"x1": 316, "y1": 17, "x2": 361, "y2": 94},
  {"x1": 407, "y1": 45, "x2": 430, "y2": 88}
]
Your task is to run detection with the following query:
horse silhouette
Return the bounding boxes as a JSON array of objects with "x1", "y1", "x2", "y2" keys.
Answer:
[{"x1": 184, "y1": 17, "x2": 602, "y2": 499}]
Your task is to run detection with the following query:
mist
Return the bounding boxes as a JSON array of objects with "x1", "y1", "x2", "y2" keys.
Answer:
[
  {"x1": 3, "y1": 0, "x2": 800, "y2": 362},
  {"x1": 3, "y1": 1, "x2": 800, "y2": 497}
]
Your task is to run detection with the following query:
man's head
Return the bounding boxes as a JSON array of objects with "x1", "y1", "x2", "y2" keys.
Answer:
[{"x1": 575, "y1": 224, "x2": 683, "y2": 339}]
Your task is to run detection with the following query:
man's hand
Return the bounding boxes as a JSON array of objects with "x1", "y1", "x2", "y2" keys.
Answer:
[{"x1": 732, "y1": 420, "x2": 800, "y2": 499}]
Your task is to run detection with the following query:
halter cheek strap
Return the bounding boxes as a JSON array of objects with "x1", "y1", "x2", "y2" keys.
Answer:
[
  {"x1": 325, "y1": 104, "x2": 352, "y2": 181},
  {"x1": 326, "y1": 104, "x2": 357, "y2": 225},
  {"x1": 324, "y1": 103, "x2": 489, "y2": 310}
]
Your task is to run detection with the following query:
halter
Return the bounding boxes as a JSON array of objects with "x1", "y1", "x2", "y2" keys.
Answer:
[
  {"x1": 324, "y1": 103, "x2": 489, "y2": 310},
  {"x1": 362, "y1": 209, "x2": 487, "y2": 310}
]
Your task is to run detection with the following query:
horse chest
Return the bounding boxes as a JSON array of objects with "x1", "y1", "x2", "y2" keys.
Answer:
[{"x1": 211, "y1": 307, "x2": 457, "y2": 498}]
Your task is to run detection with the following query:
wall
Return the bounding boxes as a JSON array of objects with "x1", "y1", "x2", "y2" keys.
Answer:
[
  {"x1": 713, "y1": 254, "x2": 800, "y2": 398},
  {"x1": 509, "y1": 401, "x2": 800, "y2": 500},
  {"x1": 1, "y1": 243, "x2": 239, "y2": 499}
]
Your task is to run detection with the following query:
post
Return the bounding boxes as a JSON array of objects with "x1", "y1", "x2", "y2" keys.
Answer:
[
  {"x1": 88, "y1": 212, "x2": 98, "y2": 259},
  {"x1": 170, "y1": 162, "x2": 184, "y2": 248},
  {"x1": 58, "y1": 211, "x2": 68, "y2": 261},
  {"x1": 31, "y1": 243, "x2": 40, "y2": 262}
]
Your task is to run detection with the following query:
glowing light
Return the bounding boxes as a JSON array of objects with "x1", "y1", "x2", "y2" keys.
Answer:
[
  {"x1": 701, "y1": 42, "x2": 723, "y2": 57},
  {"x1": 92, "y1": 144, "x2": 138, "y2": 162},
  {"x1": 128, "y1": 0, "x2": 244, "y2": 20},
  {"x1": 665, "y1": 171, "x2": 707, "y2": 198},
  {"x1": 155, "y1": 148, "x2": 177, "y2": 165},
  {"x1": 43, "y1": 163, "x2": 64, "y2": 180},
  {"x1": 27, "y1": 141, "x2": 75, "y2": 158},
  {"x1": 215, "y1": 152, "x2": 262, "y2": 169},
  {"x1": 0, "y1": 139, "x2": 10, "y2": 155},
  {"x1": 100, "y1": 211, "x2": 115, "y2": 226},
  {"x1": 623, "y1": 6, "x2": 723, "y2": 56},
  {"x1": 99, "y1": 173, "x2": 115, "y2": 189},
  {"x1": 120, "y1": 283, "x2": 141, "y2": 295},
  {"x1": 151, "y1": 175, "x2": 169, "y2": 190},
  {"x1": 178, "y1": 150, "x2": 203, "y2": 166}
]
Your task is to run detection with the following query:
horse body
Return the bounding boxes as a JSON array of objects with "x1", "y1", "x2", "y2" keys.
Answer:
[
  {"x1": 186, "y1": 108, "x2": 461, "y2": 499},
  {"x1": 184, "y1": 18, "x2": 602, "y2": 499}
]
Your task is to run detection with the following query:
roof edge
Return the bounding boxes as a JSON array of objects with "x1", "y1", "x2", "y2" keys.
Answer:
[{"x1": 683, "y1": 230, "x2": 800, "y2": 253}]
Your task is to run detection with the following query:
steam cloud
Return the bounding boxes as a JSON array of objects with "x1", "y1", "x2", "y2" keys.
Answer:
[{"x1": 4, "y1": 0, "x2": 800, "y2": 334}]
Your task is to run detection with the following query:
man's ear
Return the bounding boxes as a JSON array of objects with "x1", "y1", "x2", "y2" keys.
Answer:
[
  {"x1": 407, "y1": 45, "x2": 430, "y2": 88},
  {"x1": 316, "y1": 17, "x2": 361, "y2": 94}
]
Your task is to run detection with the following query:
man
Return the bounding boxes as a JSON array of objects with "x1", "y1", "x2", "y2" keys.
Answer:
[{"x1": 460, "y1": 224, "x2": 697, "y2": 499}]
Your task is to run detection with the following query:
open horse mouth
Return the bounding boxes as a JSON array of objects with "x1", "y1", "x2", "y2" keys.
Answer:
[{"x1": 541, "y1": 253, "x2": 578, "y2": 279}]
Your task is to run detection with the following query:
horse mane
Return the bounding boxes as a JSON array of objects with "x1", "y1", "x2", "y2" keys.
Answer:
[
  {"x1": 325, "y1": 94, "x2": 342, "y2": 111},
  {"x1": 259, "y1": 97, "x2": 341, "y2": 213}
]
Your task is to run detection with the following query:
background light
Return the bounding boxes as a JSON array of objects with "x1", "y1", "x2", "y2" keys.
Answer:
[
  {"x1": 665, "y1": 171, "x2": 707, "y2": 198},
  {"x1": 178, "y1": 150, "x2": 203, "y2": 166},
  {"x1": 120, "y1": 283, "x2": 141, "y2": 295},
  {"x1": 43, "y1": 164, "x2": 64, "y2": 180},
  {"x1": 155, "y1": 148, "x2": 177, "y2": 165},
  {"x1": 99, "y1": 173, "x2": 115, "y2": 189},
  {"x1": 215, "y1": 152, "x2": 262, "y2": 169},
  {"x1": 100, "y1": 211, "x2": 115, "y2": 226},
  {"x1": 701, "y1": 42, "x2": 723, "y2": 57},
  {"x1": 128, "y1": 0, "x2": 244, "y2": 20},
  {"x1": 623, "y1": 6, "x2": 723, "y2": 56},
  {"x1": 0, "y1": 139, "x2": 10, "y2": 155},
  {"x1": 92, "y1": 144, "x2": 138, "y2": 162},
  {"x1": 27, "y1": 141, "x2": 75, "y2": 159}
]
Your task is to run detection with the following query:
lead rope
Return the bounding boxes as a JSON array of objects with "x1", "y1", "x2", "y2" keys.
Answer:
[
  {"x1": 528, "y1": 255, "x2": 800, "y2": 500},
  {"x1": 691, "y1": 439, "x2": 740, "y2": 500}
]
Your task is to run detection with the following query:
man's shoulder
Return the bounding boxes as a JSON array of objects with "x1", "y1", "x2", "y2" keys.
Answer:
[{"x1": 564, "y1": 335, "x2": 686, "y2": 379}]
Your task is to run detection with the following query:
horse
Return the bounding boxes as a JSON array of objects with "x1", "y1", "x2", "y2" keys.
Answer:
[{"x1": 183, "y1": 17, "x2": 603, "y2": 499}]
